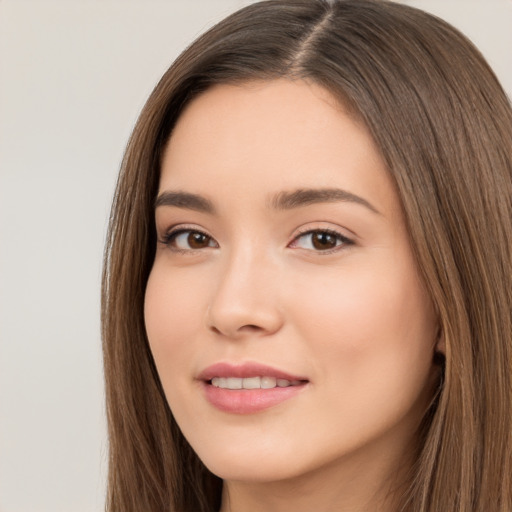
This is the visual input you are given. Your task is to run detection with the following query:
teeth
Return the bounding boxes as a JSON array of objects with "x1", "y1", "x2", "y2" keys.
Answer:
[
  {"x1": 226, "y1": 377, "x2": 242, "y2": 389},
  {"x1": 243, "y1": 376, "x2": 261, "y2": 389},
  {"x1": 261, "y1": 377, "x2": 277, "y2": 389},
  {"x1": 211, "y1": 376, "x2": 301, "y2": 390}
]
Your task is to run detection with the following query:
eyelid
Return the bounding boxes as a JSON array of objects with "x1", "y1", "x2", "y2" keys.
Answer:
[
  {"x1": 158, "y1": 224, "x2": 218, "y2": 253},
  {"x1": 157, "y1": 223, "x2": 355, "y2": 255},
  {"x1": 288, "y1": 226, "x2": 355, "y2": 254}
]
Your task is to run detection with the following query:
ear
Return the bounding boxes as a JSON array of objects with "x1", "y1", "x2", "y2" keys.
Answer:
[{"x1": 434, "y1": 326, "x2": 445, "y2": 357}]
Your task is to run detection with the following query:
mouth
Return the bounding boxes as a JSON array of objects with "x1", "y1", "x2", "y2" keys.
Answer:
[
  {"x1": 199, "y1": 362, "x2": 309, "y2": 414},
  {"x1": 210, "y1": 376, "x2": 305, "y2": 390}
]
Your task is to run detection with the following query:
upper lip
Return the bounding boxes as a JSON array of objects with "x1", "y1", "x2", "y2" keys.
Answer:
[{"x1": 198, "y1": 362, "x2": 308, "y2": 382}]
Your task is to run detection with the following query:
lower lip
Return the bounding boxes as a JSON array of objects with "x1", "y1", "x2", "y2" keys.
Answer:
[{"x1": 202, "y1": 382, "x2": 307, "y2": 414}]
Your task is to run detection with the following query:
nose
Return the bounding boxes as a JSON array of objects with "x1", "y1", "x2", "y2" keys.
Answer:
[{"x1": 206, "y1": 246, "x2": 284, "y2": 339}]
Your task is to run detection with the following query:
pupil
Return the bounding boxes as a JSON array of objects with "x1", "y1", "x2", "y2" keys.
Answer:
[
  {"x1": 313, "y1": 232, "x2": 336, "y2": 250},
  {"x1": 189, "y1": 232, "x2": 208, "y2": 248}
]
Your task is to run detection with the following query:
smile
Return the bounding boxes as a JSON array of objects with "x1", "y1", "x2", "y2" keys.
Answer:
[
  {"x1": 199, "y1": 362, "x2": 309, "y2": 414},
  {"x1": 210, "y1": 376, "x2": 303, "y2": 390}
]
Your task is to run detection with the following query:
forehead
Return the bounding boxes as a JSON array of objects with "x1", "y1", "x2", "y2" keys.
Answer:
[{"x1": 160, "y1": 79, "x2": 398, "y2": 217}]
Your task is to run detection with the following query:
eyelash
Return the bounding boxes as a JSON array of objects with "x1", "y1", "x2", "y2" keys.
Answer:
[
  {"x1": 159, "y1": 227, "x2": 354, "y2": 255},
  {"x1": 159, "y1": 227, "x2": 216, "y2": 254},
  {"x1": 289, "y1": 228, "x2": 354, "y2": 254}
]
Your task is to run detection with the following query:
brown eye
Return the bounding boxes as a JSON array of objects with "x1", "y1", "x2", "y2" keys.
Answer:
[
  {"x1": 311, "y1": 232, "x2": 338, "y2": 250},
  {"x1": 187, "y1": 232, "x2": 211, "y2": 249},
  {"x1": 291, "y1": 229, "x2": 352, "y2": 252},
  {"x1": 165, "y1": 230, "x2": 217, "y2": 251}
]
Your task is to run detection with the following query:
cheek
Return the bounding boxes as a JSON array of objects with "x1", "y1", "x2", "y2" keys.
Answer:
[
  {"x1": 288, "y1": 259, "x2": 437, "y2": 399},
  {"x1": 144, "y1": 265, "x2": 205, "y2": 385}
]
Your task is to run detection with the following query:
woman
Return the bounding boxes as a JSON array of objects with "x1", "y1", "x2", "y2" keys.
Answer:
[{"x1": 101, "y1": 1, "x2": 512, "y2": 510}]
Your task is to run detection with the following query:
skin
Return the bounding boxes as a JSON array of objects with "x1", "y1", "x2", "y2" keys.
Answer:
[{"x1": 144, "y1": 79, "x2": 441, "y2": 512}]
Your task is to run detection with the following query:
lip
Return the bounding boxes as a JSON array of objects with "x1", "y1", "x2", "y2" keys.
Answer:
[
  {"x1": 198, "y1": 362, "x2": 309, "y2": 415},
  {"x1": 198, "y1": 361, "x2": 307, "y2": 382}
]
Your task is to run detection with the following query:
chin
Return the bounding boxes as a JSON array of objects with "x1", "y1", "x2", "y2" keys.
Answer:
[
  {"x1": 206, "y1": 460, "x2": 300, "y2": 483},
  {"x1": 195, "y1": 443, "x2": 308, "y2": 483}
]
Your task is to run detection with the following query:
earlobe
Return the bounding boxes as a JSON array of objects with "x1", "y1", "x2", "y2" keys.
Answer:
[
  {"x1": 435, "y1": 327, "x2": 446, "y2": 356},
  {"x1": 433, "y1": 327, "x2": 446, "y2": 371}
]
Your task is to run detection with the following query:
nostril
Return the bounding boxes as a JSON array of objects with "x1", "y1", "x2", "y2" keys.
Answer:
[{"x1": 209, "y1": 323, "x2": 264, "y2": 337}]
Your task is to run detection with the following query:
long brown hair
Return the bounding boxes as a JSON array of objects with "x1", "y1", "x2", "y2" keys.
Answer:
[{"x1": 102, "y1": 1, "x2": 512, "y2": 510}]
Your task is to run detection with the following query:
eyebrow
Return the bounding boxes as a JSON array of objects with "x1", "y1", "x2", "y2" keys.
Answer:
[
  {"x1": 154, "y1": 191, "x2": 216, "y2": 214},
  {"x1": 154, "y1": 187, "x2": 380, "y2": 215},
  {"x1": 269, "y1": 188, "x2": 380, "y2": 214}
]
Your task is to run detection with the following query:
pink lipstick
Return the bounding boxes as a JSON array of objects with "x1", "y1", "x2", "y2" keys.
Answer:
[{"x1": 198, "y1": 362, "x2": 308, "y2": 414}]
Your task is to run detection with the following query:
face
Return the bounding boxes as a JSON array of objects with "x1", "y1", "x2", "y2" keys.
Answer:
[{"x1": 144, "y1": 79, "x2": 439, "y2": 486}]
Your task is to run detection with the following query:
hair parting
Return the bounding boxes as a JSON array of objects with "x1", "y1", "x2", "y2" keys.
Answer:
[{"x1": 102, "y1": 1, "x2": 512, "y2": 510}]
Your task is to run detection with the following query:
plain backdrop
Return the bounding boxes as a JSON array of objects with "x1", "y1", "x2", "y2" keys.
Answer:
[{"x1": 0, "y1": 1, "x2": 510, "y2": 511}]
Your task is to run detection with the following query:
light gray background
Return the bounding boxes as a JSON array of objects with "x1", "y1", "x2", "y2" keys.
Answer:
[{"x1": 1, "y1": 1, "x2": 510, "y2": 511}]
